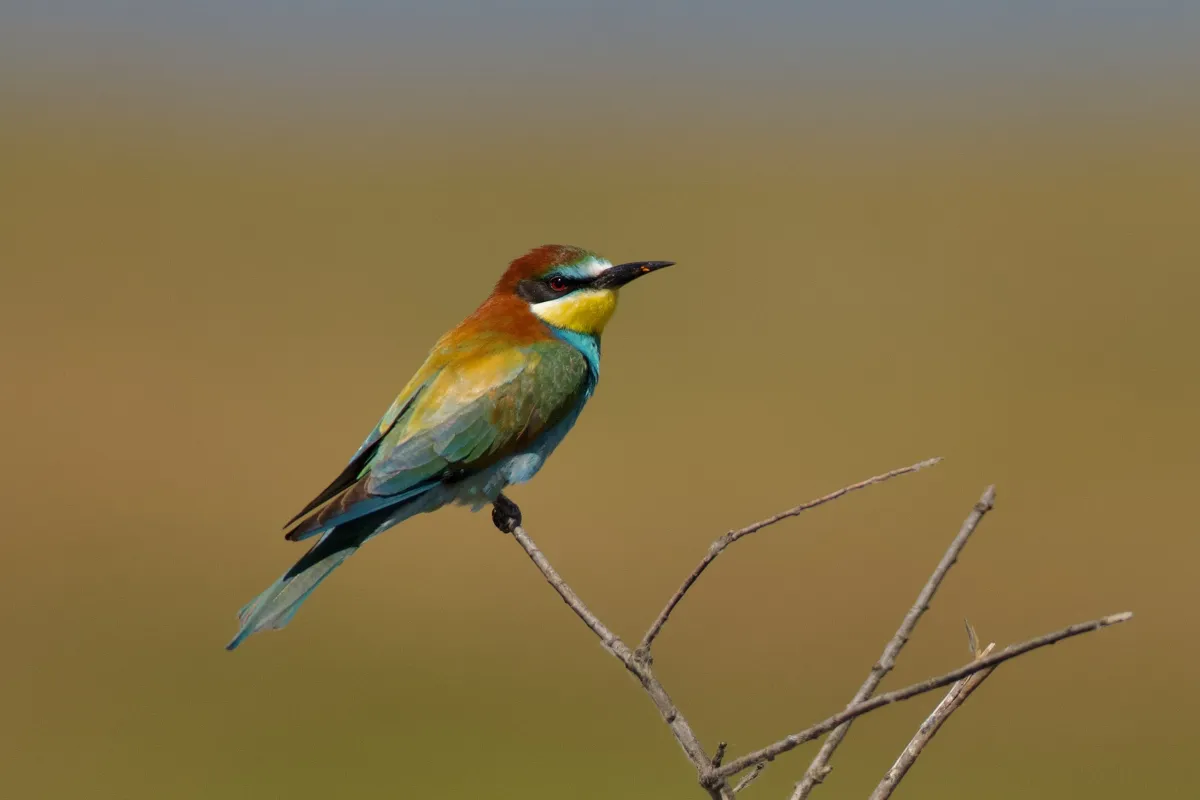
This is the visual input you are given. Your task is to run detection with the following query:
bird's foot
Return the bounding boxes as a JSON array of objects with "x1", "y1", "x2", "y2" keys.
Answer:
[{"x1": 491, "y1": 493, "x2": 522, "y2": 534}]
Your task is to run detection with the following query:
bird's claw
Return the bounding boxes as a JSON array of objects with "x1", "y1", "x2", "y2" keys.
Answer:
[{"x1": 492, "y1": 493, "x2": 522, "y2": 534}]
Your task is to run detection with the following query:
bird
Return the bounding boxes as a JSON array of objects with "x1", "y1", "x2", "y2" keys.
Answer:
[{"x1": 226, "y1": 244, "x2": 674, "y2": 650}]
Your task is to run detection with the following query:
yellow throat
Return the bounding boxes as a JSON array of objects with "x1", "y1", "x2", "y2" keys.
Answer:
[{"x1": 530, "y1": 289, "x2": 620, "y2": 335}]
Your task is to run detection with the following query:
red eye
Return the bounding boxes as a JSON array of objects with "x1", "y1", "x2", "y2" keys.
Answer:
[{"x1": 548, "y1": 276, "x2": 569, "y2": 292}]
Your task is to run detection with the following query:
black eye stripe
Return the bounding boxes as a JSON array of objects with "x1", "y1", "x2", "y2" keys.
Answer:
[{"x1": 516, "y1": 275, "x2": 590, "y2": 303}]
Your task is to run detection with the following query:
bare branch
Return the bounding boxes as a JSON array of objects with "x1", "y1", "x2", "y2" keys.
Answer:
[
  {"x1": 790, "y1": 484, "x2": 996, "y2": 799},
  {"x1": 732, "y1": 762, "x2": 766, "y2": 794},
  {"x1": 496, "y1": 473, "x2": 1129, "y2": 800},
  {"x1": 711, "y1": 611, "x2": 1133, "y2": 783},
  {"x1": 869, "y1": 641, "x2": 997, "y2": 800},
  {"x1": 506, "y1": 522, "x2": 734, "y2": 798},
  {"x1": 637, "y1": 457, "x2": 942, "y2": 657}
]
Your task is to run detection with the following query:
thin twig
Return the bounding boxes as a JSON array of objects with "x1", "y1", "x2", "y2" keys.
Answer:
[
  {"x1": 507, "y1": 522, "x2": 735, "y2": 800},
  {"x1": 790, "y1": 485, "x2": 996, "y2": 799},
  {"x1": 637, "y1": 457, "x2": 942, "y2": 658},
  {"x1": 869, "y1": 640, "x2": 997, "y2": 800},
  {"x1": 498, "y1": 476, "x2": 1129, "y2": 800},
  {"x1": 732, "y1": 762, "x2": 766, "y2": 794},
  {"x1": 710, "y1": 611, "x2": 1133, "y2": 784}
]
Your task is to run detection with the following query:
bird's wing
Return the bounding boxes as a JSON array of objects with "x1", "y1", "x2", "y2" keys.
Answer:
[
  {"x1": 284, "y1": 338, "x2": 589, "y2": 541},
  {"x1": 281, "y1": 364, "x2": 435, "y2": 529}
]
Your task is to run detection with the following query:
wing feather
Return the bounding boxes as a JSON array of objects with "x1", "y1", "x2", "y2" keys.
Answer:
[
  {"x1": 284, "y1": 340, "x2": 588, "y2": 541},
  {"x1": 281, "y1": 384, "x2": 427, "y2": 528}
]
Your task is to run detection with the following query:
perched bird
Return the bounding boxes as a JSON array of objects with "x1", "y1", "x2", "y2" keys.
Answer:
[{"x1": 227, "y1": 245, "x2": 674, "y2": 649}]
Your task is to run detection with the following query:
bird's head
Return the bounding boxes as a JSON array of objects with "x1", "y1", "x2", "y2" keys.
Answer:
[{"x1": 496, "y1": 245, "x2": 674, "y2": 336}]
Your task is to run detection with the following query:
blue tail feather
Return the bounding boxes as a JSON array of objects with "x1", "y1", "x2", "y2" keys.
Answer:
[
  {"x1": 225, "y1": 547, "x2": 353, "y2": 650},
  {"x1": 227, "y1": 492, "x2": 431, "y2": 650}
]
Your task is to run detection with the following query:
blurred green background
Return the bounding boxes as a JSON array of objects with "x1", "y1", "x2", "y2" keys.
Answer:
[{"x1": 2, "y1": 3, "x2": 1198, "y2": 798}]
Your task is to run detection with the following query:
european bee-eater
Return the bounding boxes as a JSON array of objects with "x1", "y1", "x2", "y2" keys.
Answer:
[{"x1": 227, "y1": 245, "x2": 674, "y2": 649}]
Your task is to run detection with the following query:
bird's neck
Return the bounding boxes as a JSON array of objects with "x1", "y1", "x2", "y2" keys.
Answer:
[
  {"x1": 548, "y1": 327, "x2": 602, "y2": 383},
  {"x1": 462, "y1": 292, "x2": 603, "y2": 381}
]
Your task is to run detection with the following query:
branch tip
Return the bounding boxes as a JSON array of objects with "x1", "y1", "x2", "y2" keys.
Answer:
[
  {"x1": 719, "y1": 609, "x2": 1134, "y2": 781},
  {"x1": 732, "y1": 762, "x2": 766, "y2": 794},
  {"x1": 639, "y1": 457, "x2": 943, "y2": 654}
]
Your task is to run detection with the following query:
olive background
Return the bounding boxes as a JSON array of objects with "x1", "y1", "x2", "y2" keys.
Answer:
[{"x1": 2, "y1": 5, "x2": 1198, "y2": 798}]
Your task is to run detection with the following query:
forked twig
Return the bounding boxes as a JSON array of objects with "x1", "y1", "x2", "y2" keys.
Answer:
[
  {"x1": 494, "y1": 461, "x2": 1131, "y2": 800},
  {"x1": 506, "y1": 523, "x2": 721, "y2": 791},
  {"x1": 868, "y1": 630, "x2": 998, "y2": 800},
  {"x1": 638, "y1": 457, "x2": 942, "y2": 659},
  {"x1": 790, "y1": 486, "x2": 996, "y2": 798},
  {"x1": 711, "y1": 612, "x2": 1132, "y2": 783}
]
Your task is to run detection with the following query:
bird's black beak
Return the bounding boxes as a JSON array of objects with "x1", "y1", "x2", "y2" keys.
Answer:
[{"x1": 593, "y1": 260, "x2": 675, "y2": 289}]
